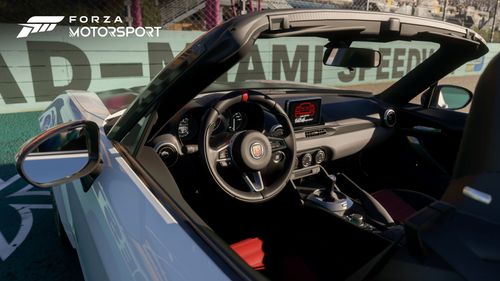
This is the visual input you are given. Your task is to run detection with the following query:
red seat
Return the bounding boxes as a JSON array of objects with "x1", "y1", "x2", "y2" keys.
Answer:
[
  {"x1": 372, "y1": 189, "x2": 435, "y2": 222},
  {"x1": 372, "y1": 190, "x2": 416, "y2": 222},
  {"x1": 231, "y1": 237, "x2": 316, "y2": 280},
  {"x1": 231, "y1": 237, "x2": 265, "y2": 270}
]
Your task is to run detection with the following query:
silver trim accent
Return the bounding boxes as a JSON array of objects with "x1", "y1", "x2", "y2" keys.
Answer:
[
  {"x1": 272, "y1": 151, "x2": 286, "y2": 164},
  {"x1": 155, "y1": 143, "x2": 179, "y2": 166},
  {"x1": 301, "y1": 153, "x2": 313, "y2": 168},
  {"x1": 291, "y1": 165, "x2": 321, "y2": 180},
  {"x1": 406, "y1": 136, "x2": 421, "y2": 145},
  {"x1": 463, "y1": 186, "x2": 492, "y2": 205},
  {"x1": 269, "y1": 124, "x2": 283, "y2": 135},
  {"x1": 413, "y1": 126, "x2": 442, "y2": 133},
  {"x1": 216, "y1": 144, "x2": 231, "y2": 163},
  {"x1": 306, "y1": 190, "x2": 354, "y2": 216},
  {"x1": 383, "y1": 109, "x2": 396, "y2": 127},
  {"x1": 154, "y1": 141, "x2": 176, "y2": 153},
  {"x1": 243, "y1": 171, "x2": 265, "y2": 192},
  {"x1": 314, "y1": 150, "x2": 326, "y2": 164}
]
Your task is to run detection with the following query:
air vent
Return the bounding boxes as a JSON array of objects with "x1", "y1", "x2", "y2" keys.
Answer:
[
  {"x1": 305, "y1": 129, "x2": 327, "y2": 138},
  {"x1": 383, "y1": 109, "x2": 397, "y2": 127},
  {"x1": 156, "y1": 143, "x2": 179, "y2": 167}
]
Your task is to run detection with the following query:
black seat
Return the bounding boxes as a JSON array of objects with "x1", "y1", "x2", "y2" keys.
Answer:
[{"x1": 374, "y1": 53, "x2": 500, "y2": 223}]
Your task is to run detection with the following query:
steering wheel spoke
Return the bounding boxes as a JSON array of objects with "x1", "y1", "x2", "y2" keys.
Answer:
[
  {"x1": 214, "y1": 144, "x2": 231, "y2": 166},
  {"x1": 207, "y1": 139, "x2": 232, "y2": 166},
  {"x1": 267, "y1": 136, "x2": 288, "y2": 152},
  {"x1": 242, "y1": 171, "x2": 265, "y2": 192}
]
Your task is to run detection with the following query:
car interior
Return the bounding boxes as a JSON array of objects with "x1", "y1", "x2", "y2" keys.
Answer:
[
  {"x1": 96, "y1": 12, "x2": 489, "y2": 281},
  {"x1": 118, "y1": 78, "x2": 470, "y2": 280},
  {"x1": 11, "y1": 9, "x2": 499, "y2": 281}
]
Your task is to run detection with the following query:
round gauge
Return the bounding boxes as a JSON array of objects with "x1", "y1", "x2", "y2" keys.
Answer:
[
  {"x1": 178, "y1": 117, "x2": 190, "y2": 138},
  {"x1": 301, "y1": 153, "x2": 313, "y2": 168},
  {"x1": 315, "y1": 150, "x2": 326, "y2": 164},
  {"x1": 228, "y1": 112, "x2": 247, "y2": 132}
]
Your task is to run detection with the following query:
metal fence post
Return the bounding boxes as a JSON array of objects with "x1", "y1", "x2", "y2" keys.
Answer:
[
  {"x1": 442, "y1": 0, "x2": 447, "y2": 21},
  {"x1": 124, "y1": 0, "x2": 133, "y2": 27},
  {"x1": 205, "y1": 0, "x2": 221, "y2": 30},
  {"x1": 491, "y1": 0, "x2": 499, "y2": 43},
  {"x1": 132, "y1": 0, "x2": 143, "y2": 27}
]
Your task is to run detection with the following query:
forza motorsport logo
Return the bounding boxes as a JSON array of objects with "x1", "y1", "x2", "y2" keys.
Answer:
[
  {"x1": 68, "y1": 16, "x2": 161, "y2": 38},
  {"x1": 18, "y1": 16, "x2": 161, "y2": 38},
  {"x1": 17, "y1": 16, "x2": 65, "y2": 38}
]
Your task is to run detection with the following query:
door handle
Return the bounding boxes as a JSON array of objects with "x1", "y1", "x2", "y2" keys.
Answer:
[{"x1": 412, "y1": 126, "x2": 442, "y2": 134}]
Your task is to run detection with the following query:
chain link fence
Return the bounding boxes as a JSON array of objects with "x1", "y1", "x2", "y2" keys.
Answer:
[
  {"x1": 161, "y1": 0, "x2": 500, "y2": 42},
  {"x1": 0, "y1": 0, "x2": 499, "y2": 42}
]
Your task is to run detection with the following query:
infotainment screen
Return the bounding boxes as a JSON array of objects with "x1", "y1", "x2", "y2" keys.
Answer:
[{"x1": 286, "y1": 98, "x2": 322, "y2": 127}]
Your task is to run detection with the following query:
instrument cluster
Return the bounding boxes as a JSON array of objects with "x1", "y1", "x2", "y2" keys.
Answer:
[{"x1": 176, "y1": 102, "x2": 264, "y2": 142}]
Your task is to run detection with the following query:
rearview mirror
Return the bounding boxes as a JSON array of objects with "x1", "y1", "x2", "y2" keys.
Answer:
[
  {"x1": 323, "y1": 47, "x2": 381, "y2": 68},
  {"x1": 15, "y1": 120, "x2": 101, "y2": 190}
]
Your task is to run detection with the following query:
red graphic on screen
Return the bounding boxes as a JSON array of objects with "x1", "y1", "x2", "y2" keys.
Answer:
[{"x1": 294, "y1": 102, "x2": 316, "y2": 117}]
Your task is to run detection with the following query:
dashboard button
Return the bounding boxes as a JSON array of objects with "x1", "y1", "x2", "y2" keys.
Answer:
[
  {"x1": 314, "y1": 150, "x2": 326, "y2": 164},
  {"x1": 272, "y1": 151, "x2": 285, "y2": 163},
  {"x1": 301, "y1": 153, "x2": 313, "y2": 168}
]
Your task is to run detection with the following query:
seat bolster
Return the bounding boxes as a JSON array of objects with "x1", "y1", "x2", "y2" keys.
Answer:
[
  {"x1": 372, "y1": 190, "x2": 417, "y2": 222},
  {"x1": 230, "y1": 237, "x2": 265, "y2": 270}
]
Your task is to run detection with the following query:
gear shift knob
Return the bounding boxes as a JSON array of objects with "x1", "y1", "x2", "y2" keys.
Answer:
[
  {"x1": 306, "y1": 189, "x2": 353, "y2": 216},
  {"x1": 328, "y1": 173, "x2": 337, "y2": 183},
  {"x1": 304, "y1": 169, "x2": 353, "y2": 216}
]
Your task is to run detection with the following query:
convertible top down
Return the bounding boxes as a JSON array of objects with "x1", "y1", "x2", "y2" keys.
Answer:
[
  {"x1": 108, "y1": 9, "x2": 487, "y2": 140},
  {"x1": 16, "y1": 9, "x2": 500, "y2": 281}
]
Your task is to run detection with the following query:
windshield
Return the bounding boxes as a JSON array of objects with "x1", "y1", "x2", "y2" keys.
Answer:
[{"x1": 210, "y1": 37, "x2": 440, "y2": 93}]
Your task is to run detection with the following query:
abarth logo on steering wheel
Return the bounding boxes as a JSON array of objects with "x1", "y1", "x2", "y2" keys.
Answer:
[{"x1": 250, "y1": 142, "x2": 264, "y2": 160}]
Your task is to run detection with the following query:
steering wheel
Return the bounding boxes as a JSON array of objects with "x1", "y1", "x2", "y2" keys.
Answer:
[{"x1": 200, "y1": 91, "x2": 296, "y2": 203}]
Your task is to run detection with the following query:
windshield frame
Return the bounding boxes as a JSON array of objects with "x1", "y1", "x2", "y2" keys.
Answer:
[{"x1": 108, "y1": 9, "x2": 488, "y2": 142}]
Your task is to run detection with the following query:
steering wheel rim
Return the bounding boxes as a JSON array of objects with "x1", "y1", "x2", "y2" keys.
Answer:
[{"x1": 199, "y1": 91, "x2": 296, "y2": 203}]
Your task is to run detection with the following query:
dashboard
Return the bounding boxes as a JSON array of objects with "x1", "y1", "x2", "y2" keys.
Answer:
[
  {"x1": 151, "y1": 89, "x2": 396, "y2": 177},
  {"x1": 175, "y1": 102, "x2": 265, "y2": 141}
]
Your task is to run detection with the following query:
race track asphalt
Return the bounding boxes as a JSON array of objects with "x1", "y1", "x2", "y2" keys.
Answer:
[{"x1": 0, "y1": 112, "x2": 84, "y2": 281}]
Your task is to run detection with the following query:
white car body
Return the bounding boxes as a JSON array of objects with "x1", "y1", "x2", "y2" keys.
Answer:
[{"x1": 42, "y1": 91, "x2": 230, "y2": 281}]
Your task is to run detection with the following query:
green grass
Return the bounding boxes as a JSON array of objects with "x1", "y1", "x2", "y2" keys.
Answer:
[{"x1": 0, "y1": 112, "x2": 41, "y2": 166}]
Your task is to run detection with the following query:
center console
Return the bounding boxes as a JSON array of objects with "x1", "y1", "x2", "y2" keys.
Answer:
[{"x1": 292, "y1": 166, "x2": 404, "y2": 239}]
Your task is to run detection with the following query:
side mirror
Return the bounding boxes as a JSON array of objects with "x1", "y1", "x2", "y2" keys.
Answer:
[
  {"x1": 428, "y1": 85, "x2": 473, "y2": 110},
  {"x1": 323, "y1": 47, "x2": 381, "y2": 68},
  {"x1": 15, "y1": 120, "x2": 101, "y2": 191}
]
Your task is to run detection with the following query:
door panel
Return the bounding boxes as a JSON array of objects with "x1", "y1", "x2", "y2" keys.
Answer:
[
  {"x1": 52, "y1": 185, "x2": 78, "y2": 248},
  {"x1": 359, "y1": 105, "x2": 467, "y2": 199},
  {"x1": 398, "y1": 105, "x2": 467, "y2": 175},
  {"x1": 55, "y1": 135, "x2": 231, "y2": 281}
]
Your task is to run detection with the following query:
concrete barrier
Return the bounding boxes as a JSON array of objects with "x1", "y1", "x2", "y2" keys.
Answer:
[
  {"x1": 0, "y1": 23, "x2": 498, "y2": 165},
  {"x1": 1, "y1": 23, "x2": 498, "y2": 114}
]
